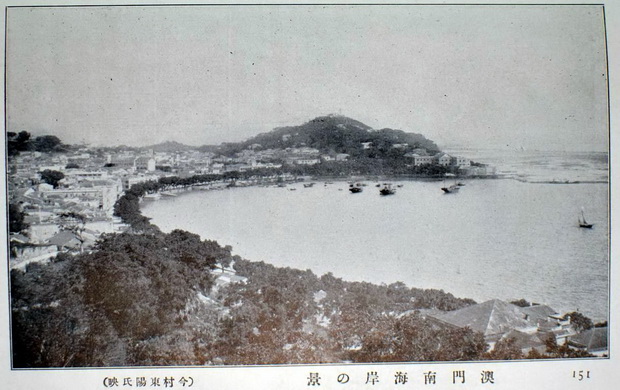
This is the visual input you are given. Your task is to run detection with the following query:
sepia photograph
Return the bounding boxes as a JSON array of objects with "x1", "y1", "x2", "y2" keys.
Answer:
[{"x1": 2, "y1": 1, "x2": 616, "y2": 388}]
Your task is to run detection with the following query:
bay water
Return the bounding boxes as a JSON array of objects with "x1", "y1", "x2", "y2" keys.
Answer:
[{"x1": 142, "y1": 150, "x2": 609, "y2": 321}]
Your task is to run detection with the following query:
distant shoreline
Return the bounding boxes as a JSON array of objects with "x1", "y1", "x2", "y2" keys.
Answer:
[{"x1": 143, "y1": 173, "x2": 608, "y2": 201}]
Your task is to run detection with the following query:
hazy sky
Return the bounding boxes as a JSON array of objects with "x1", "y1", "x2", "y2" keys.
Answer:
[{"x1": 6, "y1": 5, "x2": 609, "y2": 151}]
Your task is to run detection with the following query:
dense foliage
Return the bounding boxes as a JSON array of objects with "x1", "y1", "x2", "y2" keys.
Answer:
[
  {"x1": 9, "y1": 203, "x2": 29, "y2": 233},
  {"x1": 12, "y1": 229, "x2": 489, "y2": 367},
  {"x1": 206, "y1": 115, "x2": 440, "y2": 157},
  {"x1": 7, "y1": 131, "x2": 66, "y2": 156},
  {"x1": 280, "y1": 158, "x2": 450, "y2": 177},
  {"x1": 39, "y1": 169, "x2": 65, "y2": 188},
  {"x1": 11, "y1": 230, "x2": 228, "y2": 367},
  {"x1": 563, "y1": 311, "x2": 594, "y2": 332},
  {"x1": 210, "y1": 260, "x2": 480, "y2": 365}
]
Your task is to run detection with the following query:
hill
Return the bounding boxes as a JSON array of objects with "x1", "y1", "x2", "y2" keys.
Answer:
[
  {"x1": 143, "y1": 141, "x2": 196, "y2": 153},
  {"x1": 210, "y1": 114, "x2": 441, "y2": 156}
]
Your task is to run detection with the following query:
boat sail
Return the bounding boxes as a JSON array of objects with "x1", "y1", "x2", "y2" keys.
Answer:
[{"x1": 578, "y1": 209, "x2": 593, "y2": 229}]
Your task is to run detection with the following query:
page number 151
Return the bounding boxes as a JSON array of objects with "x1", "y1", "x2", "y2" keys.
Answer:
[{"x1": 572, "y1": 370, "x2": 591, "y2": 381}]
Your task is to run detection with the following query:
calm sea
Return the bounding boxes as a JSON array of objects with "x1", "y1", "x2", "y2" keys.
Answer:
[{"x1": 142, "y1": 149, "x2": 609, "y2": 321}]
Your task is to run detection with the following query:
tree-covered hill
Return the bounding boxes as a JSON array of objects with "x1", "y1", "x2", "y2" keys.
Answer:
[
  {"x1": 11, "y1": 230, "x2": 230, "y2": 367},
  {"x1": 209, "y1": 115, "x2": 441, "y2": 157},
  {"x1": 11, "y1": 233, "x2": 486, "y2": 367},
  {"x1": 142, "y1": 141, "x2": 197, "y2": 153}
]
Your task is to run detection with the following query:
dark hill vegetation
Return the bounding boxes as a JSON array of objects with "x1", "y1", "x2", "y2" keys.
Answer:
[
  {"x1": 205, "y1": 115, "x2": 441, "y2": 157},
  {"x1": 11, "y1": 230, "x2": 229, "y2": 367},
  {"x1": 11, "y1": 232, "x2": 485, "y2": 367}
]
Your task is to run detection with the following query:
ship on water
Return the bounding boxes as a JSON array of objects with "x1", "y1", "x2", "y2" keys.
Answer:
[{"x1": 379, "y1": 184, "x2": 396, "y2": 196}]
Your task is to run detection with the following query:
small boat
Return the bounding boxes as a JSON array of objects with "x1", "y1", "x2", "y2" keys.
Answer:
[
  {"x1": 457, "y1": 182, "x2": 466, "y2": 186},
  {"x1": 578, "y1": 209, "x2": 593, "y2": 229},
  {"x1": 441, "y1": 179, "x2": 461, "y2": 194},
  {"x1": 441, "y1": 183, "x2": 460, "y2": 194},
  {"x1": 379, "y1": 184, "x2": 396, "y2": 196},
  {"x1": 304, "y1": 183, "x2": 315, "y2": 188},
  {"x1": 349, "y1": 184, "x2": 363, "y2": 193}
]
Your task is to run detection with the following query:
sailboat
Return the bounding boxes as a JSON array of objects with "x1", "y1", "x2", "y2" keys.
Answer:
[{"x1": 578, "y1": 209, "x2": 593, "y2": 229}]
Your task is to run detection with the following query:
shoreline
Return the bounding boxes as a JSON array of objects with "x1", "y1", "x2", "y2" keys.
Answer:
[
  {"x1": 140, "y1": 173, "x2": 609, "y2": 205},
  {"x1": 138, "y1": 174, "x2": 608, "y2": 322}
]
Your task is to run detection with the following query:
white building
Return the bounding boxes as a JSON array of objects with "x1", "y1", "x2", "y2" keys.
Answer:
[
  {"x1": 135, "y1": 157, "x2": 156, "y2": 172},
  {"x1": 407, "y1": 154, "x2": 434, "y2": 166},
  {"x1": 451, "y1": 156, "x2": 470, "y2": 166},
  {"x1": 434, "y1": 153, "x2": 452, "y2": 166}
]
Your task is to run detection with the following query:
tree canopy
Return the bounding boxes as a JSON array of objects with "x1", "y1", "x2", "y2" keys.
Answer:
[
  {"x1": 7, "y1": 131, "x2": 66, "y2": 156},
  {"x1": 39, "y1": 170, "x2": 65, "y2": 188}
]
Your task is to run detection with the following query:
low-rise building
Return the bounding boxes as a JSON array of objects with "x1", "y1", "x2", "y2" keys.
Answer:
[
  {"x1": 434, "y1": 153, "x2": 452, "y2": 166},
  {"x1": 451, "y1": 156, "x2": 470, "y2": 166},
  {"x1": 406, "y1": 153, "x2": 434, "y2": 166},
  {"x1": 286, "y1": 157, "x2": 320, "y2": 165},
  {"x1": 429, "y1": 299, "x2": 577, "y2": 353},
  {"x1": 135, "y1": 157, "x2": 156, "y2": 172},
  {"x1": 569, "y1": 326, "x2": 608, "y2": 356}
]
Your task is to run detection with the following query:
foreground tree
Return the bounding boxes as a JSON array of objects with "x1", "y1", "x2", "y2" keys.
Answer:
[
  {"x1": 563, "y1": 311, "x2": 594, "y2": 332},
  {"x1": 485, "y1": 337, "x2": 523, "y2": 360},
  {"x1": 11, "y1": 230, "x2": 230, "y2": 367},
  {"x1": 39, "y1": 169, "x2": 65, "y2": 188},
  {"x1": 32, "y1": 135, "x2": 64, "y2": 152},
  {"x1": 9, "y1": 203, "x2": 29, "y2": 233}
]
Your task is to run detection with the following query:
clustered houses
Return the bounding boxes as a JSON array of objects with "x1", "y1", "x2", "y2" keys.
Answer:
[
  {"x1": 8, "y1": 145, "x2": 292, "y2": 265},
  {"x1": 404, "y1": 150, "x2": 496, "y2": 176},
  {"x1": 8, "y1": 141, "x2": 492, "y2": 268},
  {"x1": 9, "y1": 150, "x2": 128, "y2": 268},
  {"x1": 425, "y1": 299, "x2": 608, "y2": 356}
]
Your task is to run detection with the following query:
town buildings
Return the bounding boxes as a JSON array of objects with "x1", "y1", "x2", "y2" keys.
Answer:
[{"x1": 7, "y1": 141, "x2": 494, "y2": 269}]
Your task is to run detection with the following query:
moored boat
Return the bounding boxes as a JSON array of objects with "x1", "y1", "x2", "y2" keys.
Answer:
[
  {"x1": 349, "y1": 184, "x2": 363, "y2": 193},
  {"x1": 441, "y1": 184, "x2": 460, "y2": 194},
  {"x1": 379, "y1": 184, "x2": 396, "y2": 196}
]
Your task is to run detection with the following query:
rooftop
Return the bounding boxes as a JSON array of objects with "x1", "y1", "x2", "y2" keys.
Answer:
[{"x1": 431, "y1": 299, "x2": 535, "y2": 337}]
